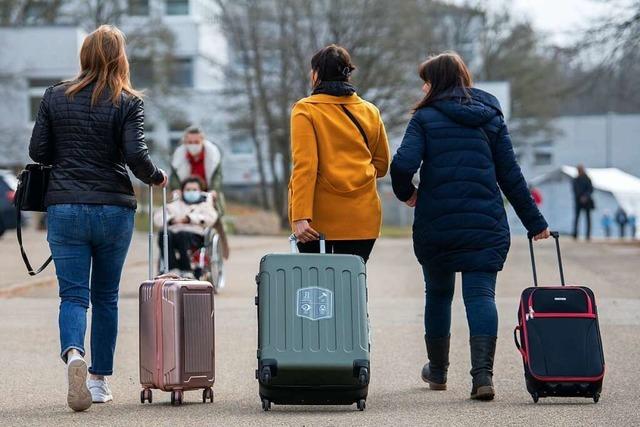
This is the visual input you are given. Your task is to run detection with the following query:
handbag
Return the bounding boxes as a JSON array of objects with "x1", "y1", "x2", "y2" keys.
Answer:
[
  {"x1": 14, "y1": 164, "x2": 53, "y2": 275},
  {"x1": 340, "y1": 105, "x2": 370, "y2": 151}
]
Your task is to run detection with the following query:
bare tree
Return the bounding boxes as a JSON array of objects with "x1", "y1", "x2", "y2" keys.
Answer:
[{"x1": 0, "y1": 0, "x2": 65, "y2": 25}]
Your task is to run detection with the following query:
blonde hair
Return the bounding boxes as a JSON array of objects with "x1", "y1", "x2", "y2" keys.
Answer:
[{"x1": 66, "y1": 25, "x2": 142, "y2": 106}]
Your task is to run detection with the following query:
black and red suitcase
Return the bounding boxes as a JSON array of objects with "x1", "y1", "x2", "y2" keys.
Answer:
[{"x1": 514, "y1": 231, "x2": 605, "y2": 403}]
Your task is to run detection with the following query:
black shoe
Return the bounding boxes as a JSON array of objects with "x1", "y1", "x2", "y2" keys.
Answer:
[
  {"x1": 469, "y1": 336, "x2": 496, "y2": 400},
  {"x1": 421, "y1": 335, "x2": 450, "y2": 390}
]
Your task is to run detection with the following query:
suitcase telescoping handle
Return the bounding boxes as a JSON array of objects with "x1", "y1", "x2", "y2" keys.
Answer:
[
  {"x1": 288, "y1": 233, "x2": 326, "y2": 254},
  {"x1": 148, "y1": 185, "x2": 169, "y2": 280},
  {"x1": 527, "y1": 230, "x2": 565, "y2": 287}
]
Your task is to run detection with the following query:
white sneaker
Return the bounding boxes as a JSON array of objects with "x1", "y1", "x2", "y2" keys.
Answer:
[
  {"x1": 66, "y1": 354, "x2": 92, "y2": 412},
  {"x1": 88, "y1": 378, "x2": 113, "y2": 403}
]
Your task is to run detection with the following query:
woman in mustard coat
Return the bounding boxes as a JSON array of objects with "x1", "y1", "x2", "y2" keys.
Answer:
[{"x1": 289, "y1": 45, "x2": 390, "y2": 262}]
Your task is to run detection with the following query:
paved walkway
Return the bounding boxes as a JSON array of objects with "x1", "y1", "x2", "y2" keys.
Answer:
[{"x1": 0, "y1": 233, "x2": 638, "y2": 426}]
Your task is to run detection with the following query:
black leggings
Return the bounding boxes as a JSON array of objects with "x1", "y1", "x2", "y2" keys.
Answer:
[
  {"x1": 159, "y1": 231, "x2": 204, "y2": 271},
  {"x1": 297, "y1": 239, "x2": 376, "y2": 263}
]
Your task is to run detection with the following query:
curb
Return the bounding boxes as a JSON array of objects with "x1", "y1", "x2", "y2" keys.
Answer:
[{"x1": 0, "y1": 276, "x2": 57, "y2": 299}]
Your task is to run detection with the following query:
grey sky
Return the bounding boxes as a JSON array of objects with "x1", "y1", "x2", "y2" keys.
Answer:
[
  {"x1": 503, "y1": 0, "x2": 610, "y2": 43},
  {"x1": 450, "y1": 0, "x2": 615, "y2": 45}
]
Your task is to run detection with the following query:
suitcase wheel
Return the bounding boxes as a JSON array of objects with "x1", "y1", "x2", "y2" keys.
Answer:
[
  {"x1": 357, "y1": 399, "x2": 366, "y2": 411},
  {"x1": 260, "y1": 367, "x2": 272, "y2": 385},
  {"x1": 202, "y1": 387, "x2": 214, "y2": 403},
  {"x1": 171, "y1": 390, "x2": 184, "y2": 406},
  {"x1": 593, "y1": 393, "x2": 600, "y2": 403},
  {"x1": 358, "y1": 367, "x2": 369, "y2": 386},
  {"x1": 140, "y1": 388, "x2": 152, "y2": 404},
  {"x1": 531, "y1": 392, "x2": 539, "y2": 403},
  {"x1": 261, "y1": 398, "x2": 271, "y2": 411}
]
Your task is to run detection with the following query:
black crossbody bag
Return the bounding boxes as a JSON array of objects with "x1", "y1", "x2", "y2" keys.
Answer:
[
  {"x1": 14, "y1": 164, "x2": 53, "y2": 275},
  {"x1": 340, "y1": 105, "x2": 370, "y2": 150}
]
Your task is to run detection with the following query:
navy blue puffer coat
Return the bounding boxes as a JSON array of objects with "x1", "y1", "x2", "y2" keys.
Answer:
[{"x1": 391, "y1": 88, "x2": 547, "y2": 272}]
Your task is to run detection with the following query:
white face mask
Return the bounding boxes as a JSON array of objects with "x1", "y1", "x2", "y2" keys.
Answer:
[
  {"x1": 183, "y1": 190, "x2": 202, "y2": 204},
  {"x1": 186, "y1": 143, "x2": 203, "y2": 156}
]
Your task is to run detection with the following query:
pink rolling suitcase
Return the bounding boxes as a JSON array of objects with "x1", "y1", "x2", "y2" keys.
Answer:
[{"x1": 139, "y1": 187, "x2": 215, "y2": 406}]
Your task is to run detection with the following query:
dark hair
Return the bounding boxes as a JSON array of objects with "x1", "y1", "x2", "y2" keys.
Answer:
[
  {"x1": 181, "y1": 176, "x2": 205, "y2": 192},
  {"x1": 414, "y1": 52, "x2": 473, "y2": 111},
  {"x1": 311, "y1": 44, "x2": 355, "y2": 84}
]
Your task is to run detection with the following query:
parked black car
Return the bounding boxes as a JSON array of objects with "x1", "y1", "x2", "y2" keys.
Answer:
[{"x1": 0, "y1": 170, "x2": 19, "y2": 237}]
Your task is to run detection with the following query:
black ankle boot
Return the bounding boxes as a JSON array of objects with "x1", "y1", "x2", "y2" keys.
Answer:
[
  {"x1": 421, "y1": 335, "x2": 450, "y2": 390},
  {"x1": 469, "y1": 336, "x2": 497, "y2": 400}
]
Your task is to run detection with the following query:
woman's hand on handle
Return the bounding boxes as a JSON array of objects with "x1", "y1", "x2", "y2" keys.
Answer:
[
  {"x1": 156, "y1": 169, "x2": 169, "y2": 187},
  {"x1": 405, "y1": 188, "x2": 418, "y2": 207},
  {"x1": 533, "y1": 228, "x2": 551, "y2": 241},
  {"x1": 294, "y1": 219, "x2": 320, "y2": 243}
]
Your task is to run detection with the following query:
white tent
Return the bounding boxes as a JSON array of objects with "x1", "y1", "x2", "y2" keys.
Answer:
[{"x1": 514, "y1": 166, "x2": 640, "y2": 238}]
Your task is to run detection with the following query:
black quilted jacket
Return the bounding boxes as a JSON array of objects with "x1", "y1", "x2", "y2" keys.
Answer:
[{"x1": 29, "y1": 82, "x2": 163, "y2": 209}]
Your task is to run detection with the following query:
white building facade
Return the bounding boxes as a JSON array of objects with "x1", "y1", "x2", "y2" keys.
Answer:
[
  {"x1": 0, "y1": 26, "x2": 86, "y2": 165},
  {"x1": 517, "y1": 113, "x2": 640, "y2": 180},
  {"x1": 0, "y1": 0, "x2": 228, "y2": 172}
]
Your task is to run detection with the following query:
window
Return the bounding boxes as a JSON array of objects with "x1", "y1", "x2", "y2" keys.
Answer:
[
  {"x1": 169, "y1": 119, "x2": 191, "y2": 132},
  {"x1": 170, "y1": 137, "x2": 182, "y2": 150},
  {"x1": 30, "y1": 96, "x2": 42, "y2": 122},
  {"x1": 168, "y1": 58, "x2": 193, "y2": 87},
  {"x1": 24, "y1": 2, "x2": 47, "y2": 24},
  {"x1": 129, "y1": 0, "x2": 150, "y2": 16},
  {"x1": 230, "y1": 140, "x2": 254, "y2": 155},
  {"x1": 166, "y1": 0, "x2": 189, "y2": 15},
  {"x1": 28, "y1": 78, "x2": 60, "y2": 88},
  {"x1": 130, "y1": 58, "x2": 153, "y2": 89},
  {"x1": 534, "y1": 152, "x2": 552, "y2": 166},
  {"x1": 28, "y1": 78, "x2": 62, "y2": 123}
]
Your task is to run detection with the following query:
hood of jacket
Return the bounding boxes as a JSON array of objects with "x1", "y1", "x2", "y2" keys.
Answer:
[{"x1": 429, "y1": 87, "x2": 503, "y2": 127}]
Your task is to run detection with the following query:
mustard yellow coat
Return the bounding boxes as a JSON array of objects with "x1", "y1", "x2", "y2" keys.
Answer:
[{"x1": 288, "y1": 93, "x2": 390, "y2": 240}]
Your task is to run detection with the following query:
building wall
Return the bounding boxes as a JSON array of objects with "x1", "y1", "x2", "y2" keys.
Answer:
[
  {"x1": 0, "y1": 0, "x2": 229, "y2": 170},
  {"x1": 519, "y1": 114, "x2": 640, "y2": 180},
  {"x1": 0, "y1": 26, "x2": 85, "y2": 167}
]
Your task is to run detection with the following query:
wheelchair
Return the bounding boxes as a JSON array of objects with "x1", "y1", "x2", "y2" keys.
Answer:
[
  {"x1": 194, "y1": 226, "x2": 225, "y2": 293},
  {"x1": 158, "y1": 227, "x2": 225, "y2": 293}
]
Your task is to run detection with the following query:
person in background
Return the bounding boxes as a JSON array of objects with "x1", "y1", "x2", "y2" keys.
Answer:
[
  {"x1": 154, "y1": 176, "x2": 218, "y2": 278},
  {"x1": 391, "y1": 52, "x2": 549, "y2": 401},
  {"x1": 601, "y1": 210, "x2": 612, "y2": 239},
  {"x1": 572, "y1": 164, "x2": 594, "y2": 240},
  {"x1": 170, "y1": 126, "x2": 229, "y2": 259},
  {"x1": 28, "y1": 25, "x2": 167, "y2": 411},
  {"x1": 529, "y1": 184, "x2": 543, "y2": 206},
  {"x1": 629, "y1": 214, "x2": 637, "y2": 240},
  {"x1": 170, "y1": 126, "x2": 224, "y2": 213},
  {"x1": 615, "y1": 208, "x2": 628, "y2": 239},
  {"x1": 289, "y1": 44, "x2": 390, "y2": 262}
]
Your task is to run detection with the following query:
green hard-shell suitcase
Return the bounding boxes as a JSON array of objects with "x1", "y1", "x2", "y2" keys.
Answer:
[{"x1": 255, "y1": 235, "x2": 370, "y2": 411}]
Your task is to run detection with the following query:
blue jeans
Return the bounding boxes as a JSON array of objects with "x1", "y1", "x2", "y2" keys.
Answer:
[
  {"x1": 422, "y1": 265, "x2": 498, "y2": 338},
  {"x1": 47, "y1": 204, "x2": 135, "y2": 375}
]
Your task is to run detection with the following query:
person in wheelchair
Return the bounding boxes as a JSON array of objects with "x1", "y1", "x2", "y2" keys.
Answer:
[{"x1": 154, "y1": 176, "x2": 218, "y2": 278}]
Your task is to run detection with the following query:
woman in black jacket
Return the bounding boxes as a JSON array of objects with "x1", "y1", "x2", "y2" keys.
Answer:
[
  {"x1": 29, "y1": 25, "x2": 166, "y2": 412},
  {"x1": 391, "y1": 52, "x2": 549, "y2": 401}
]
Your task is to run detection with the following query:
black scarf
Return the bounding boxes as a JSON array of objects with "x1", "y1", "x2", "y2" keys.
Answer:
[{"x1": 312, "y1": 81, "x2": 357, "y2": 97}]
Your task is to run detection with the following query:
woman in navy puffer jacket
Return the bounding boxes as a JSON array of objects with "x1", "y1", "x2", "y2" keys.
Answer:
[{"x1": 391, "y1": 52, "x2": 549, "y2": 401}]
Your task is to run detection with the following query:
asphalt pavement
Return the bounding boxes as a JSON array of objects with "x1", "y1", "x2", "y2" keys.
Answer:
[{"x1": 0, "y1": 233, "x2": 639, "y2": 426}]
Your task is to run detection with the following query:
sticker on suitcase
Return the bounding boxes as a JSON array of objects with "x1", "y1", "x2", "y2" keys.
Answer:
[{"x1": 296, "y1": 287, "x2": 333, "y2": 320}]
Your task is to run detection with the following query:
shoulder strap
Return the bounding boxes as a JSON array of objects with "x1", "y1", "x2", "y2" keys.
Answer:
[
  {"x1": 15, "y1": 202, "x2": 52, "y2": 276},
  {"x1": 340, "y1": 105, "x2": 370, "y2": 149}
]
